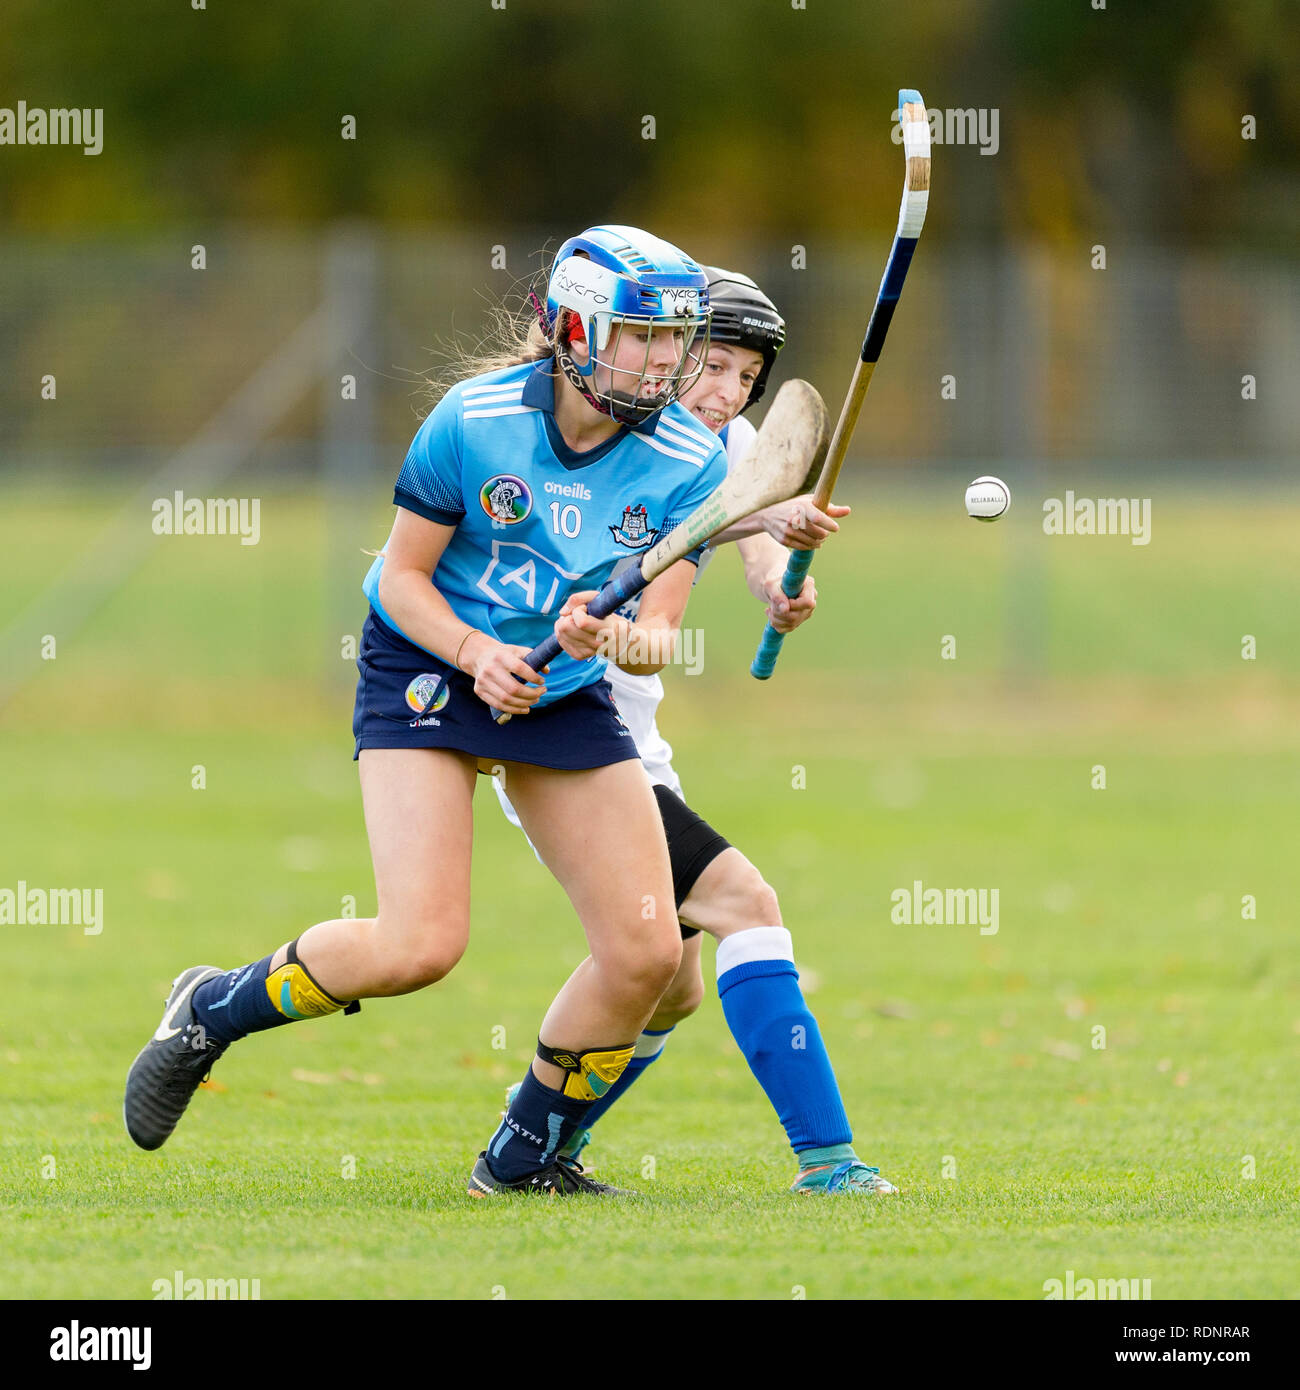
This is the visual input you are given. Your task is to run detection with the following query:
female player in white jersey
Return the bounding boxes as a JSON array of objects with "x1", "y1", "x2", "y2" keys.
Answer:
[
  {"x1": 498, "y1": 269, "x2": 898, "y2": 1195},
  {"x1": 124, "y1": 225, "x2": 735, "y2": 1196}
]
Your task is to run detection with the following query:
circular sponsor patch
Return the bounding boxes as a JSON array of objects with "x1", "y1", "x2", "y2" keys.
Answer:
[
  {"x1": 479, "y1": 474, "x2": 533, "y2": 525},
  {"x1": 405, "y1": 674, "x2": 450, "y2": 715}
]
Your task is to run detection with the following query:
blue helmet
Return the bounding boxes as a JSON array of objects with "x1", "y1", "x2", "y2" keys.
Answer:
[{"x1": 544, "y1": 225, "x2": 711, "y2": 426}]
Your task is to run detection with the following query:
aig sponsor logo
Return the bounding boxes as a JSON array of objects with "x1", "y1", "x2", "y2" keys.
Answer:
[{"x1": 476, "y1": 540, "x2": 585, "y2": 614}]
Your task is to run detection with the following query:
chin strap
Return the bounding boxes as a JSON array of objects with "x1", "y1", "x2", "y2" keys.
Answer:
[
  {"x1": 556, "y1": 342, "x2": 607, "y2": 416},
  {"x1": 557, "y1": 346, "x2": 666, "y2": 426},
  {"x1": 550, "y1": 304, "x2": 673, "y2": 427}
]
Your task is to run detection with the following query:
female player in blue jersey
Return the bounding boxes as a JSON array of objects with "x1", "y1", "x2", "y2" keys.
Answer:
[
  {"x1": 497, "y1": 269, "x2": 898, "y2": 1194},
  {"x1": 124, "y1": 225, "x2": 733, "y2": 1196}
]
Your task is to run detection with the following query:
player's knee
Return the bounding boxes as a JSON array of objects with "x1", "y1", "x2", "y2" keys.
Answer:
[
  {"x1": 655, "y1": 967, "x2": 705, "y2": 1024},
  {"x1": 711, "y1": 859, "x2": 783, "y2": 935},
  {"x1": 404, "y1": 941, "x2": 466, "y2": 990},
  {"x1": 641, "y1": 936, "x2": 685, "y2": 996},
  {"x1": 374, "y1": 913, "x2": 467, "y2": 992},
  {"x1": 747, "y1": 875, "x2": 782, "y2": 928},
  {"x1": 602, "y1": 933, "x2": 682, "y2": 1006}
]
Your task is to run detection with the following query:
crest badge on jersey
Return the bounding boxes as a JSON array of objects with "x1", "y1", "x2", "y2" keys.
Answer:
[
  {"x1": 405, "y1": 674, "x2": 450, "y2": 717},
  {"x1": 609, "y1": 503, "x2": 659, "y2": 550},
  {"x1": 479, "y1": 474, "x2": 533, "y2": 525}
]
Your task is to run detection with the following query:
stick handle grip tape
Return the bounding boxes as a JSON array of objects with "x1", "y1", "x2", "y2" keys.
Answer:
[{"x1": 749, "y1": 547, "x2": 814, "y2": 680}]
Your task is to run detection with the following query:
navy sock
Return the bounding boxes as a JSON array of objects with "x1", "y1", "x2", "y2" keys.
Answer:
[
  {"x1": 716, "y1": 927, "x2": 852, "y2": 1153},
  {"x1": 485, "y1": 1068, "x2": 594, "y2": 1182},
  {"x1": 573, "y1": 1028, "x2": 672, "y2": 1133},
  {"x1": 192, "y1": 955, "x2": 289, "y2": 1044}
]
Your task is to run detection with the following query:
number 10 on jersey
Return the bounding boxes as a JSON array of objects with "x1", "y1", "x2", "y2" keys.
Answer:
[{"x1": 549, "y1": 501, "x2": 582, "y2": 538}]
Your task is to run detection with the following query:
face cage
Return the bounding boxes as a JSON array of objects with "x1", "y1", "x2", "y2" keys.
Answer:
[{"x1": 559, "y1": 315, "x2": 711, "y2": 426}]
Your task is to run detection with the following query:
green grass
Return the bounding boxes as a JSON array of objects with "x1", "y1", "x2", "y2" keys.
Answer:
[{"x1": 2, "y1": 488, "x2": 1298, "y2": 1299}]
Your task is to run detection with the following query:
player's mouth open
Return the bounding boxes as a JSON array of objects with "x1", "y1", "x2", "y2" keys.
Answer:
[{"x1": 693, "y1": 406, "x2": 727, "y2": 430}]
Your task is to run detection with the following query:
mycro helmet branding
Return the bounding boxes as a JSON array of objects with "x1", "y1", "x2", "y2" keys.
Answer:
[{"x1": 544, "y1": 224, "x2": 711, "y2": 427}]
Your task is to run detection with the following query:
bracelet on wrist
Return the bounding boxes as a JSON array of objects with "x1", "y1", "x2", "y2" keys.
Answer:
[{"x1": 454, "y1": 629, "x2": 477, "y2": 673}]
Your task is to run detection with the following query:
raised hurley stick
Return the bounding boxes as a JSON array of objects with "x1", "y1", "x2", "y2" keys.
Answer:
[
  {"x1": 494, "y1": 378, "x2": 829, "y2": 722},
  {"x1": 750, "y1": 87, "x2": 932, "y2": 679}
]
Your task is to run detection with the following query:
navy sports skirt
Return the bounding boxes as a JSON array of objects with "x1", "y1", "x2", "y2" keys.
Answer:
[{"x1": 352, "y1": 609, "x2": 639, "y2": 771}]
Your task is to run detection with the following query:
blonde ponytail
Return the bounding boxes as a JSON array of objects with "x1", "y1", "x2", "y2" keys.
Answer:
[{"x1": 418, "y1": 287, "x2": 556, "y2": 414}]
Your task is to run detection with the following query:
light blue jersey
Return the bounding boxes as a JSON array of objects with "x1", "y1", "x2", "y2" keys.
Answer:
[{"x1": 362, "y1": 361, "x2": 727, "y2": 706}]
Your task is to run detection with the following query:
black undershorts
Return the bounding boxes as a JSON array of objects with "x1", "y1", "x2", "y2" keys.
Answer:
[{"x1": 652, "y1": 783, "x2": 733, "y2": 940}]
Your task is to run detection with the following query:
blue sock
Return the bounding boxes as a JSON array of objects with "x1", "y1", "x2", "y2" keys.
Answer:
[
  {"x1": 192, "y1": 940, "x2": 355, "y2": 1044},
  {"x1": 485, "y1": 1068, "x2": 594, "y2": 1182},
  {"x1": 192, "y1": 955, "x2": 288, "y2": 1044},
  {"x1": 716, "y1": 926, "x2": 852, "y2": 1155},
  {"x1": 576, "y1": 1028, "x2": 673, "y2": 1131}
]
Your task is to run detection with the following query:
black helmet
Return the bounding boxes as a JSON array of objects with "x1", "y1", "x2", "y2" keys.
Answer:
[{"x1": 702, "y1": 267, "x2": 786, "y2": 408}]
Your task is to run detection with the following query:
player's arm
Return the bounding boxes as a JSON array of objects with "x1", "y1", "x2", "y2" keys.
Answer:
[
  {"x1": 731, "y1": 492, "x2": 852, "y2": 634},
  {"x1": 710, "y1": 493, "x2": 850, "y2": 547},
  {"x1": 553, "y1": 558, "x2": 696, "y2": 676},
  {"x1": 377, "y1": 507, "x2": 545, "y2": 715},
  {"x1": 735, "y1": 531, "x2": 810, "y2": 635}
]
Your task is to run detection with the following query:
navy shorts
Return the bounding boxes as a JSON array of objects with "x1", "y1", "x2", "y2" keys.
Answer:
[{"x1": 352, "y1": 609, "x2": 641, "y2": 771}]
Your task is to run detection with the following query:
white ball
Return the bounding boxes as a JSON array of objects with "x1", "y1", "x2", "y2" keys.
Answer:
[{"x1": 965, "y1": 475, "x2": 1011, "y2": 522}]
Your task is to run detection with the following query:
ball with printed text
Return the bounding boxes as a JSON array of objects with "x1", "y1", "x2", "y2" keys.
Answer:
[{"x1": 965, "y1": 475, "x2": 1011, "y2": 522}]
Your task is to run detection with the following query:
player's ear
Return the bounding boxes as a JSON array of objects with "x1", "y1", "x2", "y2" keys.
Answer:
[{"x1": 562, "y1": 310, "x2": 589, "y2": 364}]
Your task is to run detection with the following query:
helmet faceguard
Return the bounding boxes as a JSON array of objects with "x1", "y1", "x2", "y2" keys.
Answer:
[{"x1": 542, "y1": 226, "x2": 712, "y2": 426}]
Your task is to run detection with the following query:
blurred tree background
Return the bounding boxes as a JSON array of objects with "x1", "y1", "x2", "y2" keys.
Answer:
[
  {"x1": 1, "y1": 0, "x2": 1295, "y2": 246},
  {"x1": 0, "y1": 1, "x2": 1295, "y2": 470}
]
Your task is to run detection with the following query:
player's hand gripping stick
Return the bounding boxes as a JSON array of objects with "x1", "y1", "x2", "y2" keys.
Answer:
[{"x1": 493, "y1": 378, "x2": 830, "y2": 722}]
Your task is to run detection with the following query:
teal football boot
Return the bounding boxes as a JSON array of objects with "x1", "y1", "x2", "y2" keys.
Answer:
[{"x1": 790, "y1": 1159, "x2": 900, "y2": 1195}]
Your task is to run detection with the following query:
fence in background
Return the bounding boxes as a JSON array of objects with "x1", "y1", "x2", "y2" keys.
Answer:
[
  {"x1": 2, "y1": 230, "x2": 1296, "y2": 479},
  {"x1": 2, "y1": 230, "x2": 1296, "y2": 706}
]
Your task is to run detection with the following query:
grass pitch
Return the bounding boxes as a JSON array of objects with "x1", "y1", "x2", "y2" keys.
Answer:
[{"x1": 1, "y1": 486, "x2": 1297, "y2": 1299}]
